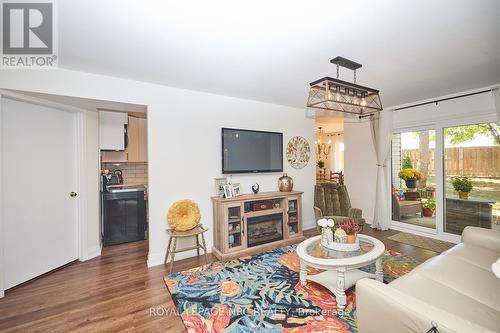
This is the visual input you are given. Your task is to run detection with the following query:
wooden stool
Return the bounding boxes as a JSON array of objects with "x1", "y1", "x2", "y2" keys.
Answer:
[{"x1": 164, "y1": 225, "x2": 209, "y2": 274}]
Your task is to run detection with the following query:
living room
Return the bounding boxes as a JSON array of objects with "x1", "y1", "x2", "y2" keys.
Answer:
[{"x1": 0, "y1": 1, "x2": 499, "y2": 332}]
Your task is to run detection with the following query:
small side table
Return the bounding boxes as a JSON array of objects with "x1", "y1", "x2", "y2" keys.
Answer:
[{"x1": 164, "y1": 225, "x2": 209, "y2": 274}]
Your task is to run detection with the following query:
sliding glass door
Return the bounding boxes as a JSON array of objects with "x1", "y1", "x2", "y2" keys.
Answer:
[
  {"x1": 443, "y1": 123, "x2": 500, "y2": 235},
  {"x1": 391, "y1": 129, "x2": 436, "y2": 230},
  {"x1": 391, "y1": 121, "x2": 499, "y2": 240}
]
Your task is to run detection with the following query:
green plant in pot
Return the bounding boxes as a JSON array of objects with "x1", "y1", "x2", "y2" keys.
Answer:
[
  {"x1": 402, "y1": 154, "x2": 413, "y2": 169},
  {"x1": 398, "y1": 168, "x2": 422, "y2": 189},
  {"x1": 451, "y1": 176, "x2": 473, "y2": 199},
  {"x1": 422, "y1": 197, "x2": 436, "y2": 217}
]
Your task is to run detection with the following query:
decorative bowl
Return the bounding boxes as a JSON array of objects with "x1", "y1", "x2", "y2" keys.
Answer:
[{"x1": 322, "y1": 238, "x2": 360, "y2": 252}]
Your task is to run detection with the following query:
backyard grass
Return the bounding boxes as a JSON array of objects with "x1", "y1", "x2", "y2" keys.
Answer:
[{"x1": 427, "y1": 176, "x2": 500, "y2": 223}]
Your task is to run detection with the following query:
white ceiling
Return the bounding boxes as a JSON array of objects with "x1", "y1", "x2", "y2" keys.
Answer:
[{"x1": 57, "y1": 0, "x2": 500, "y2": 108}]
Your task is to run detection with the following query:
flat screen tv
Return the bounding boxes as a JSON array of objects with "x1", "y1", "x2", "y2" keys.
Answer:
[{"x1": 222, "y1": 128, "x2": 283, "y2": 174}]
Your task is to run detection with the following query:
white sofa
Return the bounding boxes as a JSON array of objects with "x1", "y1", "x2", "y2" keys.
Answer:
[{"x1": 356, "y1": 226, "x2": 500, "y2": 333}]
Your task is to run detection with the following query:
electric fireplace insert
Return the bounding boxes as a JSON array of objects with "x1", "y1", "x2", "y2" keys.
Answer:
[{"x1": 247, "y1": 213, "x2": 283, "y2": 247}]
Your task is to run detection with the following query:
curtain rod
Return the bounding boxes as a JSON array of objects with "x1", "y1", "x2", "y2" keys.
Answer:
[{"x1": 393, "y1": 89, "x2": 493, "y2": 111}]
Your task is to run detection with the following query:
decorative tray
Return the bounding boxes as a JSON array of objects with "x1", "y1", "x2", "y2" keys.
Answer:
[{"x1": 321, "y1": 238, "x2": 360, "y2": 252}]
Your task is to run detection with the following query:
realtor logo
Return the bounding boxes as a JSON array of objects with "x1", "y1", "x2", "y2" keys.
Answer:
[{"x1": 1, "y1": 0, "x2": 58, "y2": 68}]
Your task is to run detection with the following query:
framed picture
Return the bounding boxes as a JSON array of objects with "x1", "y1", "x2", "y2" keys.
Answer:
[
  {"x1": 214, "y1": 177, "x2": 228, "y2": 197},
  {"x1": 223, "y1": 184, "x2": 234, "y2": 198},
  {"x1": 231, "y1": 183, "x2": 241, "y2": 196}
]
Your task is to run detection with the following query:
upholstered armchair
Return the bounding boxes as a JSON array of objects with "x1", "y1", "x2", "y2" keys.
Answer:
[{"x1": 314, "y1": 184, "x2": 365, "y2": 229}]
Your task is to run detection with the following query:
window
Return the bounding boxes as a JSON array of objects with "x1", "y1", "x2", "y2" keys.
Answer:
[
  {"x1": 391, "y1": 130, "x2": 436, "y2": 229},
  {"x1": 443, "y1": 123, "x2": 500, "y2": 234}
]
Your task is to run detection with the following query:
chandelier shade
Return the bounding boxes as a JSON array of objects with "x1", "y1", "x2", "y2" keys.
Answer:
[{"x1": 307, "y1": 57, "x2": 383, "y2": 117}]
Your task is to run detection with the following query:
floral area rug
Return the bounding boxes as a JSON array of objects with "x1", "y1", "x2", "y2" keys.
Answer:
[{"x1": 164, "y1": 246, "x2": 423, "y2": 333}]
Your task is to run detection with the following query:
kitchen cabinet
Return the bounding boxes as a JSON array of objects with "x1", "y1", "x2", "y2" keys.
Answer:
[
  {"x1": 102, "y1": 190, "x2": 146, "y2": 246},
  {"x1": 99, "y1": 111, "x2": 128, "y2": 150},
  {"x1": 138, "y1": 118, "x2": 148, "y2": 161},
  {"x1": 101, "y1": 116, "x2": 147, "y2": 163},
  {"x1": 126, "y1": 116, "x2": 148, "y2": 162}
]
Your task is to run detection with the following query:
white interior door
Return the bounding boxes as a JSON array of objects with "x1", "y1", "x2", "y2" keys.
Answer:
[{"x1": 2, "y1": 97, "x2": 79, "y2": 289}]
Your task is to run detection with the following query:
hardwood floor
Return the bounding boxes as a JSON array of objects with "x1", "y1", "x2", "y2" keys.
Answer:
[{"x1": 0, "y1": 228, "x2": 438, "y2": 332}]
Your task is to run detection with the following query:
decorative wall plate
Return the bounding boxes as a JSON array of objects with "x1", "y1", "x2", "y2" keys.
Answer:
[{"x1": 286, "y1": 136, "x2": 310, "y2": 169}]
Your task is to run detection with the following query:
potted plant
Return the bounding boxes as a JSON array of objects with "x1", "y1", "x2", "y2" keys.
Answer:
[
  {"x1": 422, "y1": 197, "x2": 436, "y2": 217},
  {"x1": 337, "y1": 220, "x2": 360, "y2": 244},
  {"x1": 398, "y1": 168, "x2": 422, "y2": 189},
  {"x1": 402, "y1": 154, "x2": 413, "y2": 169},
  {"x1": 451, "y1": 176, "x2": 473, "y2": 199}
]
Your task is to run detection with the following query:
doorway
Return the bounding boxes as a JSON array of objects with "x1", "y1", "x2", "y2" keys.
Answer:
[
  {"x1": 0, "y1": 90, "x2": 149, "y2": 295},
  {"x1": 315, "y1": 117, "x2": 345, "y2": 185},
  {"x1": 100, "y1": 111, "x2": 149, "y2": 247}
]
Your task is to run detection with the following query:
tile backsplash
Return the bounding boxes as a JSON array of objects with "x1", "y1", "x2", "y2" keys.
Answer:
[{"x1": 102, "y1": 162, "x2": 148, "y2": 185}]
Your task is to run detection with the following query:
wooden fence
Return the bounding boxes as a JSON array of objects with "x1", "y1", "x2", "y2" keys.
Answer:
[{"x1": 402, "y1": 146, "x2": 500, "y2": 178}]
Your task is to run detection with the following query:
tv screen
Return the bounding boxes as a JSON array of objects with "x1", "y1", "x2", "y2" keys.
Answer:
[{"x1": 222, "y1": 128, "x2": 283, "y2": 174}]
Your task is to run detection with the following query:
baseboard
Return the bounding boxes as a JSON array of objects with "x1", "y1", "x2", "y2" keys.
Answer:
[
  {"x1": 80, "y1": 246, "x2": 102, "y2": 261},
  {"x1": 148, "y1": 248, "x2": 209, "y2": 267},
  {"x1": 147, "y1": 251, "x2": 165, "y2": 267}
]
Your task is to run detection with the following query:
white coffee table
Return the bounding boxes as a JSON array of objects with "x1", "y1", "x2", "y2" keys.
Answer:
[{"x1": 296, "y1": 234, "x2": 385, "y2": 309}]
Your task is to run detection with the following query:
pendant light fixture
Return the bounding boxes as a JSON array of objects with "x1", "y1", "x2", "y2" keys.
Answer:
[{"x1": 307, "y1": 56, "x2": 383, "y2": 118}]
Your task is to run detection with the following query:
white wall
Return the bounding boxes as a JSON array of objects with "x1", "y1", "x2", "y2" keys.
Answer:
[
  {"x1": 331, "y1": 133, "x2": 344, "y2": 173},
  {"x1": 344, "y1": 120, "x2": 377, "y2": 225},
  {"x1": 0, "y1": 69, "x2": 316, "y2": 269},
  {"x1": 81, "y1": 111, "x2": 101, "y2": 260},
  {"x1": 144, "y1": 84, "x2": 316, "y2": 266}
]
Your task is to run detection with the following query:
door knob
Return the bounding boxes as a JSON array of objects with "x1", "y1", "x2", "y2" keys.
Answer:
[{"x1": 70, "y1": 192, "x2": 78, "y2": 197}]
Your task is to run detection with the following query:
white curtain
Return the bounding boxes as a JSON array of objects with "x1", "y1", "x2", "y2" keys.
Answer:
[
  {"x1": 370, "y1": 110, "x2": 393, "y2": 230},
  {"x1": 493, "y1": 88, "x2": 500, "y2": 123}
]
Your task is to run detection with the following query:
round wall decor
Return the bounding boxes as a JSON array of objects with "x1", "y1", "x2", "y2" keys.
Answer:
[{"x1": 286, "y1": 136, "x2": 310, "y2": 169}]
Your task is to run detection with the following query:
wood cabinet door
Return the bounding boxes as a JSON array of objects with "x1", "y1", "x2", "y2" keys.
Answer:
[
  {"x1": 127, "y1": 116, "x2": 140, "y2": 162},
  {"x1": 125, "y1": 116, "x2": 147, "y2": 162},
  {"x1": 101, "y1": 150, "x2": 127, "y2": 162},
  {"x1": 224, "y1": 203, "x2": 246, "y2": 252},
  {"x1": 138, "y1": 118, "x2": 148, "y2": 162},
  {"x1": 285, "y1": 196, "x2": 301, "y2": 238}
]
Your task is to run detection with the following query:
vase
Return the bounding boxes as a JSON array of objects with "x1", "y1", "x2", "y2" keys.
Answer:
[
  {"x1": 422, "y1": 208, "x2": 433, "y2": 217},
  {"x1": 458, "y1": 191, "x2": 469, "y2": 199},
  {"x1": 278, "y1": 173, "x2": 293, "y2": 192},
  {"x1": 405, "y1": 179, "x2": 416, "y2": 189},
  {"x1": 321, "y1": 227, "x2": 333, "y2": 246},
  {"x1": 251, "y1": 183, "x2": 260, "y2": 194},
  {"x1": 321, "y1": 227, "x2": 327, "y2": 245},
  {"x1": 346, "y1": 233, "x2": 357, "y2": 244}
]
